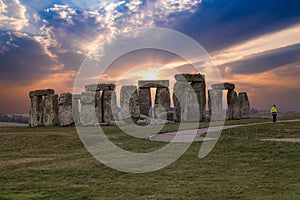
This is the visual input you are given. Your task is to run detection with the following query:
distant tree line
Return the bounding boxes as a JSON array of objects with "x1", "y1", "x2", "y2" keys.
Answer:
[{"x1": 0, "y1": 114, "x2": 28, "y2": 124}]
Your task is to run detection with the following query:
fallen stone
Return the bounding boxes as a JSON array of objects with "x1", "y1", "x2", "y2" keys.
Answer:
[
  {"x1": 212, "y1": 83, "x2": 235, "y2": 90},
  {"x1": 175, "y1": 74, "x2": 205, "y2": 82},
  {"x1": 29, "y1": 89, "x2": 55, "y2": 98},
  {"x1": 138, "y1": 80, "x2": 169, "y2": 88}
]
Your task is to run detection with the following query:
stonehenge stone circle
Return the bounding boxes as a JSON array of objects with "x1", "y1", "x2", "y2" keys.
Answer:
[
  {"x1": 29, "y1": 75, "x2": 251, "y2": 127},
  {"x1": 58, "y1": 93, "x2": 74, "y2": 126}
]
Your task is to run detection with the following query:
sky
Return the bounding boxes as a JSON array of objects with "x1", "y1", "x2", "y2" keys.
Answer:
[{"x1": 0, "y1": 0, "x2": 299, "y2": 114}]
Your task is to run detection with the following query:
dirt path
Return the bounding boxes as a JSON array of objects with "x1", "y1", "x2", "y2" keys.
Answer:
[{"x1": 150, "y1": 119, "x2": 300, "y2": 143}]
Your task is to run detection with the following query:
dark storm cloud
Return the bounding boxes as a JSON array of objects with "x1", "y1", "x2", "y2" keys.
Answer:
[
  {"x1": 0, "y1": 32, "x2": 57, "y2": 85},
  {"x1": 222, "y1": 43, "x2": 300, "y2": 74},
  {"x1": 175, "y1": 0, "x2": 300, "y2": 52}
]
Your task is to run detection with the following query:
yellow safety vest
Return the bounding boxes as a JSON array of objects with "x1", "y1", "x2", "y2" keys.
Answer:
[{"x1": 271, "y1": 106, "x2": 277, "y2": 113}]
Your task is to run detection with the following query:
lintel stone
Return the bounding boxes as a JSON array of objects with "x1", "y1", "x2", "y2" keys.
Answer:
[
  {"x1": 85, "y1": 83, "x2": 116, "y2": 91},
  {"x1": 138, "y1": 80, "x2": 169, "y2": 88},
  {"x1": 175, "y1": 74, "x2": 205, "y2": 82},
  {"x1": 29, "y1": 89, "x2": 55, "y2": 98},
  {"x1": 212, "y1": 82, "x2": 235, "y2": 90}
]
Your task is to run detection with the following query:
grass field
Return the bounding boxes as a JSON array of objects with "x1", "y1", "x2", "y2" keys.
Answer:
[{"x1": 0, "y1": 114, "x2": 299, "y2": 199}]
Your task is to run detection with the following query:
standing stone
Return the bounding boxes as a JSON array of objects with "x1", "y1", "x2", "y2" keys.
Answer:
[
  {"x1": 95, "y1": 91, "x2": 102, "y2": 124},
  {"x1": 80, "y1": 91, "x2": 97, "y2": 126},
  {"x1": 227, "y1": 90, "x2": 240, "y2": 120},
  {"x1": 191, "y1": 82, "x2": 206, "y2": 121},
  {"x1": 29, "y1": 96, "x2": 44, "y2": 127},
  {"x1": 154, "y1": 87, "x2": 170, "y2": 120},
  {"x1": 120, "y1": 86, "x2": 140, "y2": 121},
  {"x1": 102, "y1": 90, "x2": 118, "y2": 124},
  {"x1": 173, "y1": 81, "x2": 190, "y2": 122},
  {"x1": 138, "y1": 88, "x2": 152, "y2": 117},
  {"x1": 184, "y1": 89, "x2": 200, "y2": 122},
  {"x1": 58, "y1": 93, "x2": 74, "y2": 126},
  {"x1": 72, "y1": 94, "x2": 81, "y2": 125},
  {"x1": 239, "y1": 92, "x2": 250, "y2": 118},
  {"x1": 208, "y1": 89, "x2": 224, "y2": 121},
  {"x1": 43, "y1": 94, "x2": 59, "y2": 127}
]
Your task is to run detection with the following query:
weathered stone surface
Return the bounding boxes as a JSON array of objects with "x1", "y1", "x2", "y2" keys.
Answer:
[
  {"x1": 72, "y1": 97, "x2": 80, "y2": 125},
  {"x1": 139, "y1": 88, "x2": 152, "y2": 116},
  {"x1": 58, "y1": 93, "x2": 74, "y2": 126},
  {"x1": 173, "y1": 82, "x2": 190, "y2": 122},
  {"x1": 191, "y1": 82, "x2": 206, "y2": 121},
  {"x1": 81, "y1": 92, "x2": 96, "y2": 104},
  {"x1": 154, "y1": 87, "x2": 170, "y2": 120},
  {"x1": 72, "y1": 94, "x2": 81, "y2": 100},
  {"x1": 95, "y1": 91, "x2": 102, "y2": 124},
  {"x1": 212, "y1": 83, "x2": 235, "y2": 90},
  {"x1": 102, "y1": 90, "x2": 118, "y2": 124},
  {"x1": 227, "y1": 90, "x2": 240, "y2": 120},
  {"x1": 29, "y1": 89, "x2": 54, "y2": 98},
  {"x1": 138, "y1": 80, "x2": 169, "y2": 88},
  {"x1": 184, "y1": 89, "x2": 201, "y2": 122},
  {"x1": 239, "y1": 92, "x2": 250, "y2": 119},
  {"x1": 43, "y1": 94, "x2": 59, "y2": 127},
  {"x1": 58, "y1": 93, "x2": 72, "y2": 106},
  {"x1": 85, "y1": 83, "x2": 116, "y2": 92},
  {"x1": 29, "y1": 96, "x2": 44, "y2": 127},
  {"x1": 120, "y1": 85, "x2": 140, "y2": 121},
  {"x1": 80, "y1": 91, "x2": 97, "y2": 126},
  {"x1": 208, "y1": 89, "x2": 224, "y2": 121},
  {"x1": 167, "y1": 112, "x2": 174, "y2": 121},
  {"x1": 175, "y1": 74, "x2": 205, "y2": 82}
]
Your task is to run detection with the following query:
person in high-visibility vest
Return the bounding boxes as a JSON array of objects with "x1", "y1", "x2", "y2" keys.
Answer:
[{"x1": 270, "y1": 105, "x2": 277, "y2": 122}]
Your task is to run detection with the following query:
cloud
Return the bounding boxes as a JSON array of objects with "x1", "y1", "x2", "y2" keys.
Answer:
[
  {"x1": 221, "y1": 43, "x2": 300, "y2": 75},
  {"x1": 0, "y1": 32, "x2": 57, "y2": 85},
  {"x1": 176, "y1": 0, "x2": 300, "y2": 52},
  {"x1": 0, "y1": 0, "x2": 28, "y2": 31}
]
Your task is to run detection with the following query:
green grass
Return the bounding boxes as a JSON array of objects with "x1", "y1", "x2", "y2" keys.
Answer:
[{"x1": 0, "y1": 114, "x2": 299, "y2": 199}]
